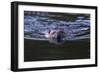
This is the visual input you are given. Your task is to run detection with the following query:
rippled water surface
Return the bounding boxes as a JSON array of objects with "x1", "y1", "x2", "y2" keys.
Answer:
[{"x1": 24, "y1": 11, "x2": 90, "y2": 41}]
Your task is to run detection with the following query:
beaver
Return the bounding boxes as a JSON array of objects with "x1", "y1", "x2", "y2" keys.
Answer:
[{"x1": 45, "y1": 29, "x2": 65, "y2": 44}]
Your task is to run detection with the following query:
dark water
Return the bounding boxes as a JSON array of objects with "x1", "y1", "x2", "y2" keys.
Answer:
[
  {"x1": 24, "y1": 11, "x2": 90, "y2": 62},
  {"x1": 24, "y1": 39, "x2": 90, "y2": 62}
]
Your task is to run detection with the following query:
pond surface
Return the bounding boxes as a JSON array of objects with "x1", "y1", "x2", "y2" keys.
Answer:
[
  {"x1": 24, "y1": 11, "x2": 90, "y2": 41},
  {"x1": 24, "y1": 11, "x2": 90, "y2": 61}
]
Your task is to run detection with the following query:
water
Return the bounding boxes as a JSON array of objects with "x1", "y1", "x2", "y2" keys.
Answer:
[
  {"x1": 24, "y1": 11, "x2": 90, "y2": 61},
  {"x1": 24, "y1": 11, "x2": 90, "y2": 41}
]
